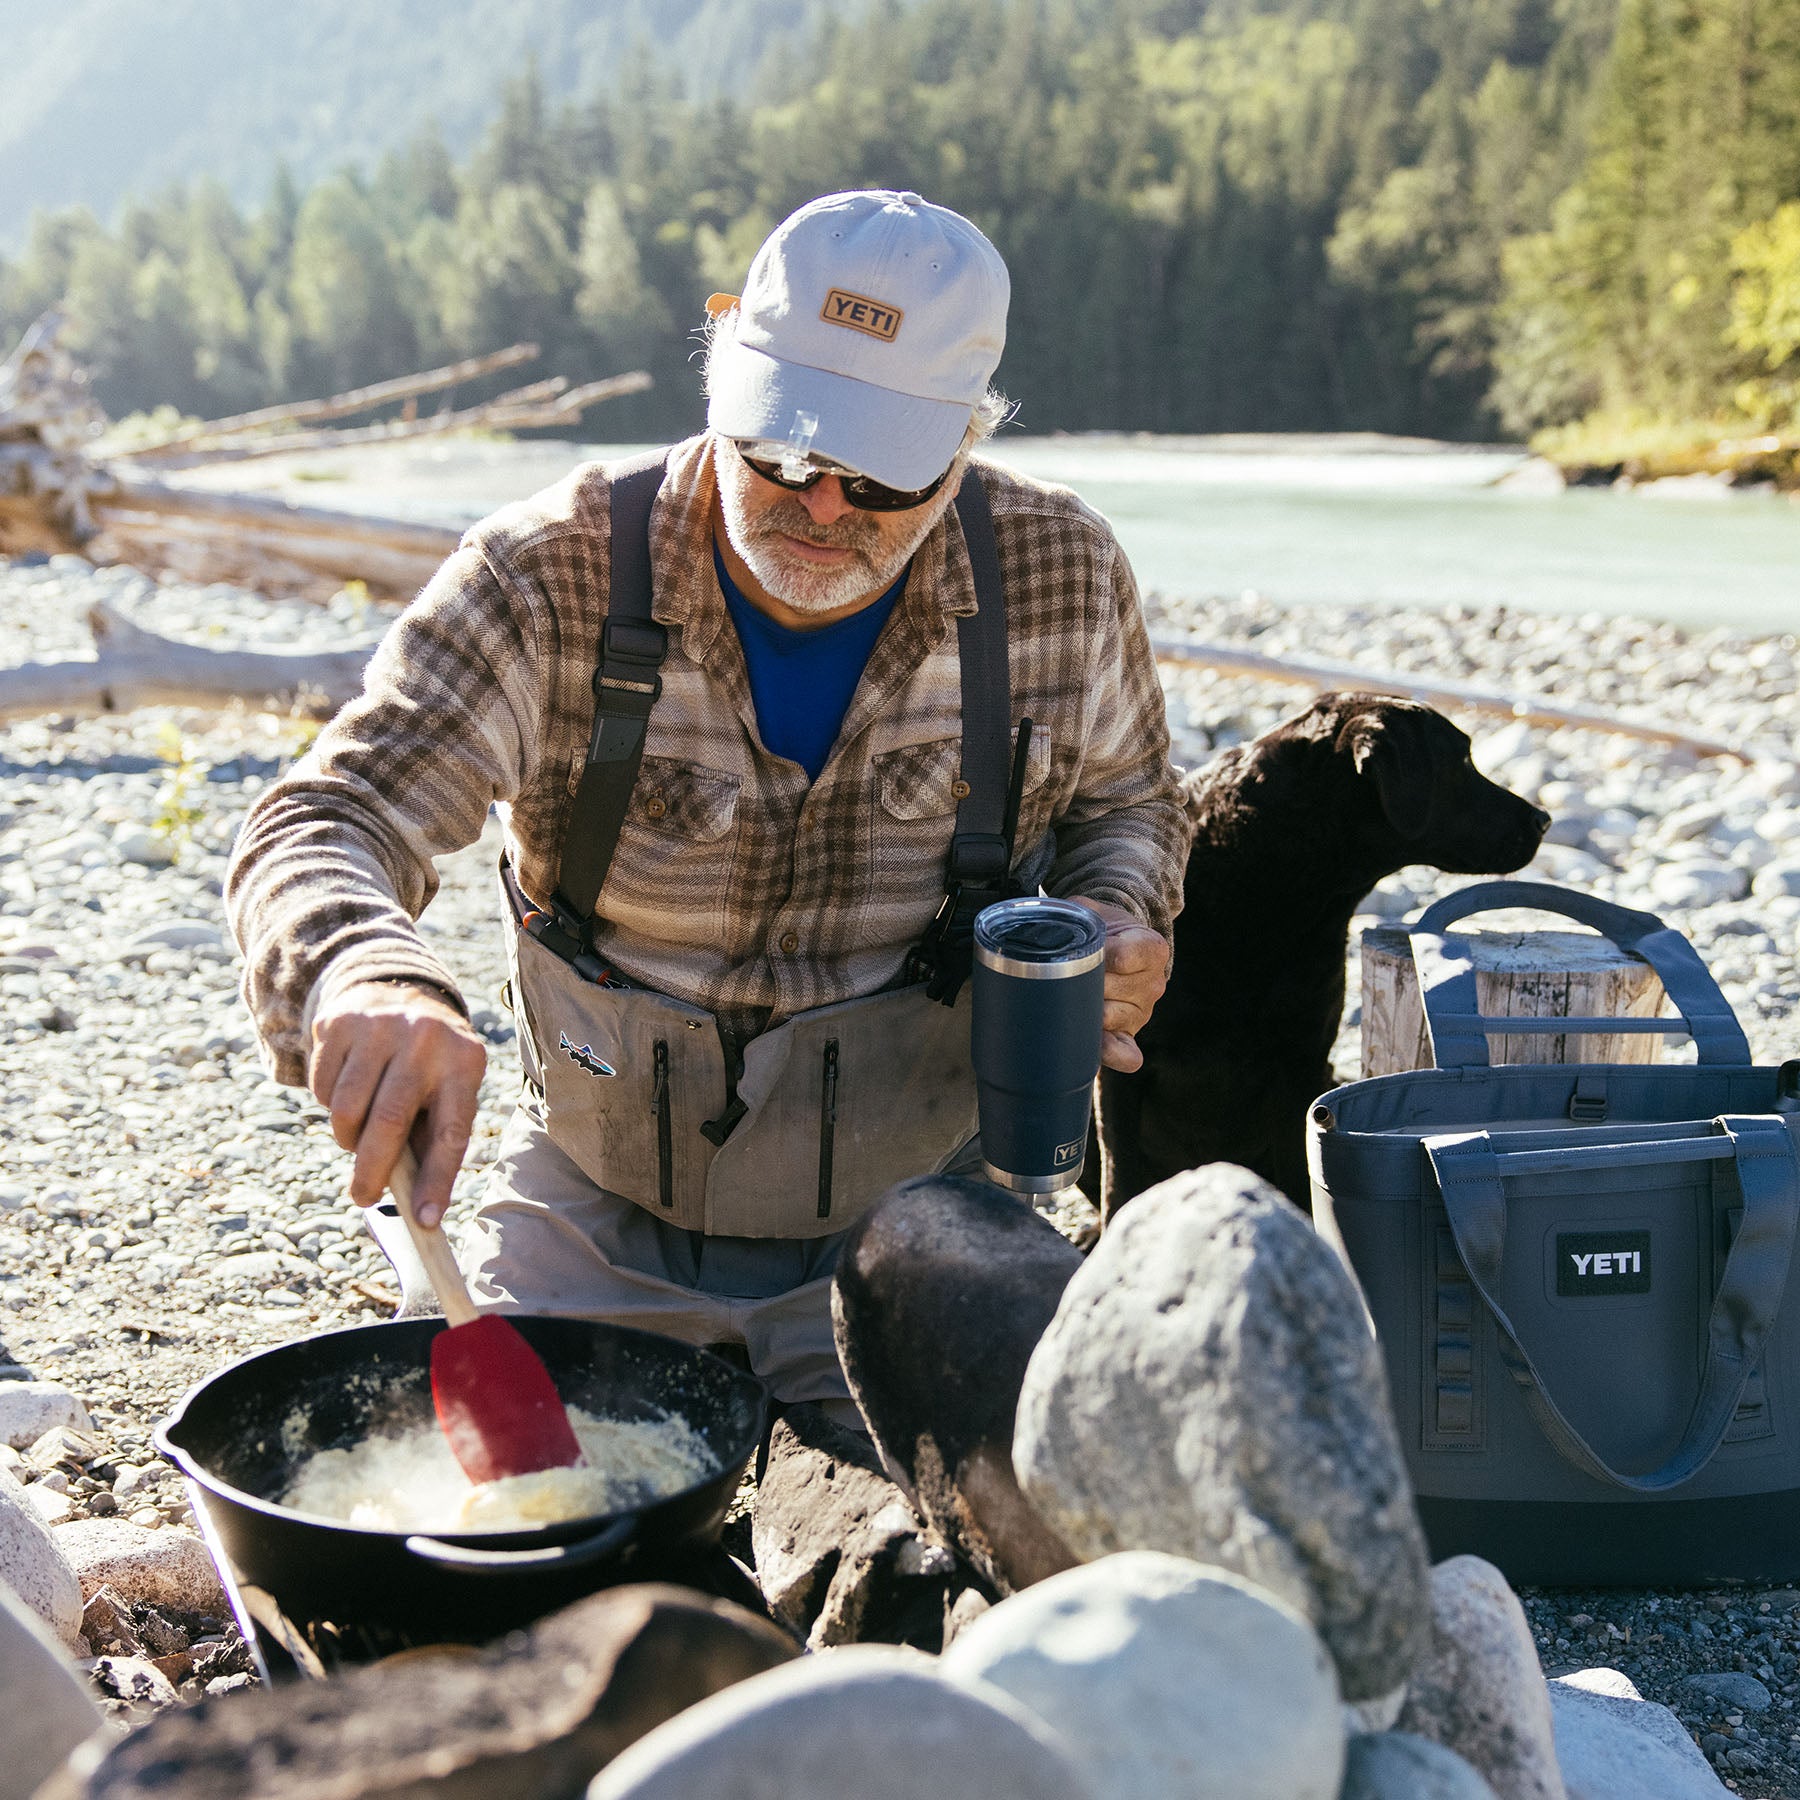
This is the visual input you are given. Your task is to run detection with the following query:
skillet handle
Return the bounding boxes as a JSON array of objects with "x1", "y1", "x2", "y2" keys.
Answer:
[{"x1": 402, "y1": 1514, "x2": 636, "y2": 1576}]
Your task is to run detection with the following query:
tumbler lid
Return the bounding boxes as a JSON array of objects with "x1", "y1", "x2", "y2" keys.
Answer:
[{"x1": 973, "y1": 897, "x2": 1107, "y2": 979}]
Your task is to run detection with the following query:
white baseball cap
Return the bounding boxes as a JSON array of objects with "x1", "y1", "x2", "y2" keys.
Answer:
[{"x1": 705, "y1": 189, "x2": 1010, "y2": 491}]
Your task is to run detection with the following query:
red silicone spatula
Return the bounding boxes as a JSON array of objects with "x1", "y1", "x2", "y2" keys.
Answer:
[{"x1": 387, "y1": 1145, "x2": 583, "y2": 1484}]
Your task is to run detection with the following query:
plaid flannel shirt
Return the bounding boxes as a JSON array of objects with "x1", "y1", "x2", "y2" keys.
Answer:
[{"x1": 227, "y1": 435, "x2": 1190, "y2": 1087}]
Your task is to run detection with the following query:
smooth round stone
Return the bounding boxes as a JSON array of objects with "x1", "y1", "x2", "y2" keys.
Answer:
[
  {"x1": 1649, "y1": 861, "x2": 1749, "y2": 909},
  {"x1": 124, "y1": 920, "x2": 225, "y2": 955},
  {"x1": 0, "y1": 1578, "x2": 103, "y2": 1798},
  {"x1": 53, "y1": 1518, "x2": 227, "y2": 1615},
  {"x1": 1395, "y1": 1559, "x2": 1563, "y2": 1800},
  {"x1": 0, "y1": 1382, "x2": 91, "y2": 1450},
  {"x1": 0, "y1": 1474, "x2": 83, "y2": 1648},
  {"x1": 941, "y1": 1552, "x2": 1343, "y2": 1800},
  {"x1": 1681, "y1": 1670, "x2": 1771, "y2": 1713},
  {"x1": 1752, "y1": 861, "x2": 1800, "y2": 901},
  {"x1": 113, "y1": 825, "x2": 176, "y2": 868},
  {"x1": 38, "y1": 833, "x2": 108, "y2": 866},
  {"x1": 587, "y1": 1645, "x2": 1094, "y2": 1799},
  {"x1": 1341, "y1": 1732, "x2": 1499, "y2": 1799},
  {"x1": 1549, "y1": 1681, "x2": 1726, "y2": 1800}
]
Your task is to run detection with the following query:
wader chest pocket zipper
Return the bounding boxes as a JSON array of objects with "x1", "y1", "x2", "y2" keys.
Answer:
[
  {"x1": 818, "y1": 1039, "x2": 840, "y2": 1220},
  {"x1": 651, "y1": 1040, "x2": 672, "y2": 1209}
]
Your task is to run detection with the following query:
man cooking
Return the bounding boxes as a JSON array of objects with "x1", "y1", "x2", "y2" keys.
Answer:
[{"x1": 226, "y1": 189, "x2": 1188, "y2": 1427}]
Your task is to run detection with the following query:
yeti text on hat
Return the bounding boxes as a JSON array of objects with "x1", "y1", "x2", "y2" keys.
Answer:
[{"x1": 706, "y1": 190, "x2": 1010, "y2": 492}]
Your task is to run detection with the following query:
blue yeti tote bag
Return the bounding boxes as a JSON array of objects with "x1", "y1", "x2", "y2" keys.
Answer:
[{"x1": 1309, "y1": 880, "x2": 1800, "y2": 1585}]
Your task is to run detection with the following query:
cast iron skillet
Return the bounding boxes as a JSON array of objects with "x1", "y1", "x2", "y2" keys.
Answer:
[{"x1": 155, "y1": 1316, "x2": 768, "y2": 1643}]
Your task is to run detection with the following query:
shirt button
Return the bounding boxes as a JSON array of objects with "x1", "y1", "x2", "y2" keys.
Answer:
[
  {"x1": 778, "y1": 932, "x2": 799, "y2": 955},
  {"x1": 644, "y1": 796, "x2": 667, "y2": 819},
  {"x1": 950, "y1": 778, "x2": 971, "y2": 800}
]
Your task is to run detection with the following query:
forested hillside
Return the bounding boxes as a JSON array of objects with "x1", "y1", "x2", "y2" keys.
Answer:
[
  {"x1": 3, "y1": 0, "x2": 1797, "y2": 448},
  {"x1": 0, "y1": 0, "x2": 861, "y2": 251}
]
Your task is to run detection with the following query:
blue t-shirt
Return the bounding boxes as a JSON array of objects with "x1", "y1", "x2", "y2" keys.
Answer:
[{"x1": 715, "y1": 545, "x2": 905, "y2": 781}]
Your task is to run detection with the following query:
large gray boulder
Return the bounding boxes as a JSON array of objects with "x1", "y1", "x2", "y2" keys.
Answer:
[
  {"x1": 0, "y1": 1578, "x2": 103, "y2": 1800},
  {"x1": 0, "y1": 1469, "x2": 82, "y2": 1647},
  {"x1": 941, "y1": 1551, "x2": 1343, "y2": 1800},
  {"x1": 1013, "y1": 1165, "x2": 1428, "y2": 1697},
  {"x1": 1395, "y1": 1558, "x2": 1566, "y2": 1800},
  {"x1": 587, "y1": 1645, "x2": 1095, "y2": 1800},
  {"x1": 1548, "y1": 1680, "x2": 1728, "y2": 1800},
  {"x1": 1342, "y1": 1731, "x2": 1499, "y2": 1799}
]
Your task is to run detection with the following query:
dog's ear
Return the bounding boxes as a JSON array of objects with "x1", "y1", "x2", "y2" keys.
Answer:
[{"x1": 1338, "y1": 709, "x2": 1436, "y2": 837}]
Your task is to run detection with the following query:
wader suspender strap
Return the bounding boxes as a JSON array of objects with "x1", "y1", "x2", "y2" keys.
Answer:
[
  {"x1": 906, "y1": 466, "x2": 1017, "y2": 1004},
  {"x1": 531, "y1": 451, "x2": 670, "y2": 969},
  {"x1": 530, "y1": 454, "x2": 1014, "y2": 1004}
]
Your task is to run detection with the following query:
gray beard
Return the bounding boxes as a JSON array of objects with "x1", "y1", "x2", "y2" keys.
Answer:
[{"x1": 716, "y1": 462, "x2": 957, "y2": 616}]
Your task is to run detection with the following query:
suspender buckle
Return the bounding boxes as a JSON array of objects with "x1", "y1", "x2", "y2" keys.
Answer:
[
  {"x1": 526, "y1": 897, "x2": 613, "y2": 985},
  {"x1": 905, "y1": 878, "x2": 1002, "y2": 1004},
  {"x1": 601, "y1": 618, "x2": 668, "y2": 667},
  {"x1": 593, "y1": 619, "x2": 667, "y2": 713},
  {"x1": 947, "y1": 832, "x2": 1009, "y2": 886}
]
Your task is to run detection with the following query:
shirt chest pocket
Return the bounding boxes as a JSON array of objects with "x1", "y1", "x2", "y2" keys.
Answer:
[
  {"x1": 630, "y1": 756, "x2": 741, "y2": 840},
  {"x1": 874, "y1": 730, "x2": 1051, "y2": 821}
]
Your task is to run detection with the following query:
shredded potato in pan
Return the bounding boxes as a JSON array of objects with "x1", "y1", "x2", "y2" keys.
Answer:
[{"x1": 282, "y1": 1405, "x2": 717, "y2": 1532}]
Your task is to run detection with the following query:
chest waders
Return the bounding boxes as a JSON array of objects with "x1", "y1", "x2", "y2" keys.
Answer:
[{"x1": 501, "y1": 452, "x2": 1027, "y2": 1239}]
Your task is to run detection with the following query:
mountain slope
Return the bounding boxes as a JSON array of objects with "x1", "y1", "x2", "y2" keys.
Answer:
[{"x1": 0, "y1": 0, "x2": 853, "y2": 248}]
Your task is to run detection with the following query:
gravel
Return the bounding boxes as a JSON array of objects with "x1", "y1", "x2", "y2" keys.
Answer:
[{"x1": 0, "y1": 550, "x2": 1796, "y2": 1791}]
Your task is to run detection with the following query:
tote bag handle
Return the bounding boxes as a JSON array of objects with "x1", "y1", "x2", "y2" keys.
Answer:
[
  {"x1": 1406, "y1": 880, "x2": 1750, "y2": 1069},
  {"x1": 1424, "y1": 1114, "x2": 1799, "y2": 1491}
]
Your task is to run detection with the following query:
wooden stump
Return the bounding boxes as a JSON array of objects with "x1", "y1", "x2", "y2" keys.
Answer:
[{"x1": 1360, "y1": 927, "x2": 1670, "y2": 1078}]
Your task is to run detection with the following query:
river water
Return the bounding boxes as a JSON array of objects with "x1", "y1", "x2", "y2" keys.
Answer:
[{"x1": 198, "y1": 432, "x2": 1800, "y2": 634}]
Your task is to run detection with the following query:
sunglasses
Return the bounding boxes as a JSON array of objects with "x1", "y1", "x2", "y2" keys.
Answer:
[{"x1": 731, "y1": 440, "x2": 951, "y2": 513}]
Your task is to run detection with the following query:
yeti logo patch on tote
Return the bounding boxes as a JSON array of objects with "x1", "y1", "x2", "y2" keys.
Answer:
[{"x1": 1556, "y1": 1230, "x2": 1652, "y2": 1296}]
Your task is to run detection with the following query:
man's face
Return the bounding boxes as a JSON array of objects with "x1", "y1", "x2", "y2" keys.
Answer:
[{"x1": 714, "y1": 436, "x2": 963, "y2": 617}]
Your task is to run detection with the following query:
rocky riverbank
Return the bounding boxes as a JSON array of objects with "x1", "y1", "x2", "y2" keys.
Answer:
[{"x1": 0, "y1": 550, "x2": 1796, "y2": 1793}]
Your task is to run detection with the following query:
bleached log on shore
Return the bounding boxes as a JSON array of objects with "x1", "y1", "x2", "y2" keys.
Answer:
[
  {"x1": 0, "y1": 601, "x2": 382, "y2": 723},
  {"x1": 113, "y1": 343, "x2": 544, "y2": 453},
  {"x1": 83, "y1": 476, "x2": 462, "y2": 600},
  {"x1": 1149, "y1": 634, "x2": 1751, "y2": 764},
  {"x1": 120, "y1": 369, "x2": 654, "y2": 471},
  {"x1": 94, "y1": 475, "x2": 461, "y2": 557}
]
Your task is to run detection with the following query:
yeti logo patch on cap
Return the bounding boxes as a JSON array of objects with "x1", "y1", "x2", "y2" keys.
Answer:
[{"x1": 821, "y1": 289, "x2": 904, "y2": 341}]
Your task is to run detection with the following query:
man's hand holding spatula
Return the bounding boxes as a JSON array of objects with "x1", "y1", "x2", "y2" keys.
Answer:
[
  {"x1": 308, "y1": 978, "x2": 583, "y2": 1483},
  {"x1": 310, "y1": 979, "x2": 488, "y2": 1229}
]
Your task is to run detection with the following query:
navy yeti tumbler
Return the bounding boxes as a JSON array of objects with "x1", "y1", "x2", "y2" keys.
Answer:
[{"x1": 971, "y1": 896, "x2": 1108, "y2": 1194}]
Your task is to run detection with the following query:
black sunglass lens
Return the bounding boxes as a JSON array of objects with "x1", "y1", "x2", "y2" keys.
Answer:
[
  {"x1": 735, "y1": 444, "x2": 946, "y2": 511},
  {"x1": 741, "y1": 453, "x2": 817, "y2": 491},
  {"x1": 842, "y1": 474, "x2": 942, "y2": 511}
]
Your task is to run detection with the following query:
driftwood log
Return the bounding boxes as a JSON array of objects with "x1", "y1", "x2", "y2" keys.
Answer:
[
  {"x1": 117, "y1": 342, "x2": 546, "y2": 456},
  {"x1": 0, "y1": 601, "x2": 382, "y2": 723},
  {"x1": 1359, "y1": 925, "x2": 1670, "y2": 1078},
  {"x1": 85, "y1": 477, "x2": 460, "y2": 600},
  {"x1": 0, "y1": 315, "x2": 647, "y2": 600},
  {"x1": 1150, "y1": 634, "x2": 1750, "y2": 764}
]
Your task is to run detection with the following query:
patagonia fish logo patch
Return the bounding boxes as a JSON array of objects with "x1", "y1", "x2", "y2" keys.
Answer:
[
  {"x1": 1556, "y1": 1230, "x2": 1652, "y2": 1296},
  {"x1": 559, "y1": 1032, "x2": 616, "y2": 1080},
  {"x1": 821, "y1": 289, "x2": 903, "y2": 341}
]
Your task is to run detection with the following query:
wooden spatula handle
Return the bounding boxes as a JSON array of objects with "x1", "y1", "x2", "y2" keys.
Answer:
[{"x1": 387, "y1": 1145, "x2": 481, "y2": 1328}]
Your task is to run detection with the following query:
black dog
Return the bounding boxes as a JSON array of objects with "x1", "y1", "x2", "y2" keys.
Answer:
[{"x1": 1097, "y1": 692, "x2": 1550, "y2": 1218}]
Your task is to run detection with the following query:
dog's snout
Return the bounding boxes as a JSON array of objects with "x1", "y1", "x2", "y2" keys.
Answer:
[{"x1": 1529, "y1": 804, "x2": 1552, "y2": 836}]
